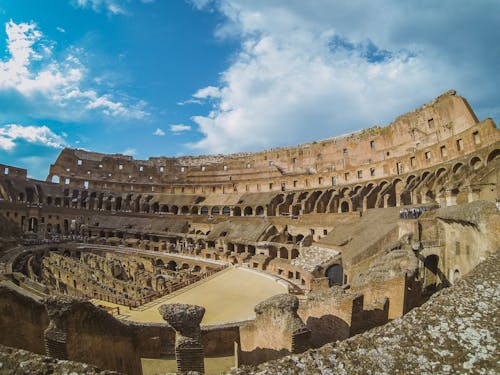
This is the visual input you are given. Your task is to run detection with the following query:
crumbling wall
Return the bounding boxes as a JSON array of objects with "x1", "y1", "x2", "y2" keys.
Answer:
[
  {"x1": 202, "y1": 324, "x2": 240, "y2": 357},
  {"x1": 239, "y1": 294, "x2": 310, "y2": 365},
  {"x1": 0, "y1": 282, "x2": 48, "y2": 354},
  {"x1": 297, "y1": 286, "x2": 362, "y2": 348},
  {"x1": 351, "y1": 249, "x2": 420, "y2": 320},
  {"x1": 45, "y1": 296, "x2": 143, "y2": 375},
  {"x1": 436, "y1": 200, "x2": 500, "y2": 282}
]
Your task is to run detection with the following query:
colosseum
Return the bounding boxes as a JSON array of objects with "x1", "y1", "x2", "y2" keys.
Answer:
[{"x1": 0, "y1": 90, "x2": 498, "y2": 374}]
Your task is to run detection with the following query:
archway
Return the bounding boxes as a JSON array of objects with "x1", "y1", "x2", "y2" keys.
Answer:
[
  {"x1": 435, "y1": 167, "x2": 447, "y2": 178},
  {"x1": 167, "y1": 260, "x2": 177, "y2": 271},
  {"x1": 325, "y1": 264, "x2": 343, "y2": 286},
  {"x1": 469, "y1": 156, "x2": 482, "y2": 170},
  {"x1": 453, "y1": 269, "x2": 461, "y2": 282},
  {"x1": 115, "y1": 197, "x2": 122, "y2": 211},
  {"x1": 279, "y1": 247, "x2": 288, "y2": 259},
  {"x1": 244, "y1": 206, "x2": 253, "y2": 216},
  {"x1": 340, "y1": 201, "x2": 350, "y2": 213},
  {"x1": 452, "y1": 162, "x2": 463, "y2": 174},
  {"x1": 486, "y1": 149, "x2": 500, "y2": 164}
]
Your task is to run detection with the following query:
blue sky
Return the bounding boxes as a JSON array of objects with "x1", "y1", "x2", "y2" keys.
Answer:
[{"x1": 0, "y1": 0, "x2": 499, "y2": 179}]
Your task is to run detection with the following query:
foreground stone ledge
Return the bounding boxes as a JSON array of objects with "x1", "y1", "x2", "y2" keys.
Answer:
[{"x1": 0, "y1": 344, "x2": 121, "y2": 374}]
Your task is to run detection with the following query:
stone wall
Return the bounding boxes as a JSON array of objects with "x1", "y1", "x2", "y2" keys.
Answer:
[
  {"x1": 0, "y1": 279, "x2": 245, "y2": 373},
  {"x1": 0, "y1": 281, "x2": 48, "y2": 354},
  {"x1": 436, "y1": 200, "x2": 500, "y2": 283},
  {"x1": 44, "y1": 296, "x2": 143, "y2": 375},
  {"x1": 239, "y1": 294, "x2": 310, "y2": 365},
  {"x1": 43, "y1": 92, "x2": 499, "y2": 197},
  {"x1": 202, "y1": 324, "x2": 240, "y2": 357},
  {"x1": 298, "y1": 286, "x2": 363, "y2": 347},
  {"x1": 351, "y1": 249, "x2": 420, "y2": 320}
]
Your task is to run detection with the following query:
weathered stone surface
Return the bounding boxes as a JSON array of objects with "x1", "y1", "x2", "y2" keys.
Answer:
[
  {"x1": 229, "y1": 251, "x2": 500, "y2": 374},
  {"x1": 436, "y1": 200, "x2": 498, "y2": 225},
  {"x1": 254, "y1": 294, "x2": 307, "y2": 334},
  {"x1": 159, "y1": 303, "x2": 205, "y2": 336},
  {"x1": 255, "y1": 294, "x2": 298, "y2": 314},
  {"x1": 291, "y1": 246, "x2": 339, "y2": 273},
  {"x1": 0, "y1": 344, "x2": 121, "y2": 374},
  {"x1": 351, "y1": 248, "x2": 418, "y2": 288},
  {"x1": 160, "y1": 303, "x2": 206, "y2": 373}
]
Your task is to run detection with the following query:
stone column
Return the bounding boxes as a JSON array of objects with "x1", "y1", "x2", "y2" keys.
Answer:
[
  {"x1": 159, "y1": 303, "x2": 205, "y2": 374},
  {"x1": 467, "y1": 187, "x2": 480, "y2": 203},
  {"x1": 445, "y1": 191, "x2": 457, "y2": 207},
  {"x1": 44, "y1": 296, "x2": 73, "y2": 360}
]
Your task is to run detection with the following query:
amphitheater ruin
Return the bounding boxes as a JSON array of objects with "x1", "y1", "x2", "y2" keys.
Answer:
[{"x1": 0, "y1": 90, "x2": 498, "y2": 374}]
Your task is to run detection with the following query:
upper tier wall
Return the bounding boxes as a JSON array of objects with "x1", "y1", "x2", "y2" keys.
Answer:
[
  {"x1": 0, "y1": 164, "x2": 27, "y2": 179},
  {"x1": 46, "y1": 91, "x2": 499, "y2": 193}
]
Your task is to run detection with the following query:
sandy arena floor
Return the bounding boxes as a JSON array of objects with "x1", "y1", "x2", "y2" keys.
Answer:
[
  {"x1": 93, "y1": 267, "x2": 288, "y2": 325},
  {"x1": 141, "y1": 356, "x2": 235, "y2": 375}
]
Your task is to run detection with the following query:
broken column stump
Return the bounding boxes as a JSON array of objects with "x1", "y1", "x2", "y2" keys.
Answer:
[{"x1": 159, "y1": 303, "x2": 205, "y2": 374}]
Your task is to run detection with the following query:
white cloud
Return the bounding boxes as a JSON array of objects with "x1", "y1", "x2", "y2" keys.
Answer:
[
  {"x1": 188, "y1": 1, "x2": 500, "y2": 154},
  {"x1": 121, "y1": 147, "x2": 137, "y2": 156},
  {"x1": 74, "y1": 0, "x2": 155, "y2": 14},
  {"x1": 56, "y1": 26, "x2": 66, "y2": 33},
  {"x1": 153, "y1": 128, "x2": 165, "y2": 136},
  {"x1": 0, "y1": 124, "x2": 66, "y2": 151},
  {"x1": 177, "y1": 98, "x2": 202, "y2": 106},
  {"x1": 74, "y1": 0, "x2": 126, "y2": 15},
  {"x1": 0, "y1": 20, "x2": 147, "y2": 120},
  {"x1": 193, "y1": 86, "x2": 221, "y2": 99},
  {"x1": 190, "y1": 0, "x2": 213, "y2": 11},
  {"x1": 170, "y1": 124, "x2": 192, "y2": 133}
]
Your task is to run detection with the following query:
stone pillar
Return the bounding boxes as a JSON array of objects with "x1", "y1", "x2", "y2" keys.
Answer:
[
  {"x1": 159, "y1": 303, "x2": 205, "y2": 374},
  {"x1": 44, "y1": 296, "x2": 72, "y2": 360},
  {"x1": 383, "y1": 194, "x2": 390, "y2": 208},
  {"x1": 445, "y1": 191, "x2": 457, "y2": 207},
  {"x1": 467, "y1": 188, "x2": 480, "y2": 203}
]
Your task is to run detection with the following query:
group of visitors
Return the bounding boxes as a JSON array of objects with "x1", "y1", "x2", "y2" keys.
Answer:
[{"x1": 399, "y1": 207, "x2": 426, "y2": 219}]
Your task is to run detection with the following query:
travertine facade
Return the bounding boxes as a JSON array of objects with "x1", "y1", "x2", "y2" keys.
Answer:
[{"x1": 0, "y1": 91, "x2": 498, "y2": 373}]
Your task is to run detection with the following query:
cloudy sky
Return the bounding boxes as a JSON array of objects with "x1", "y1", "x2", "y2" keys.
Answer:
[{"x1": 0, "y1": 0, "x2": 499, "y2": 179}]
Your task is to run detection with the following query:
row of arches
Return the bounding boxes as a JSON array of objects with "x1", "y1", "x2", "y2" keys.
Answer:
[{"x1": 10, "y1": 150, "x2": 499, "y2": 216}]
